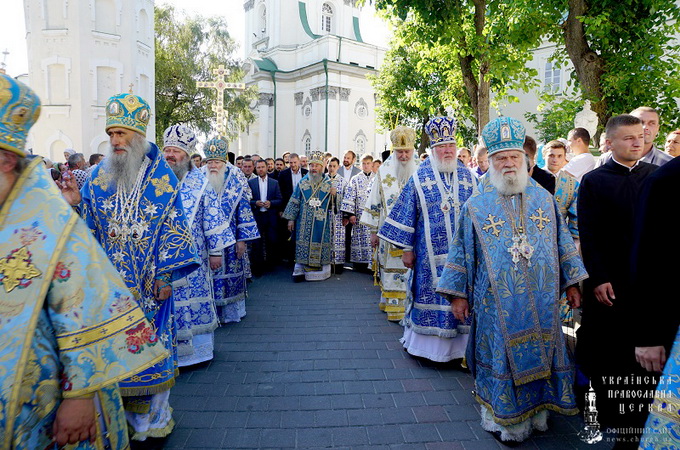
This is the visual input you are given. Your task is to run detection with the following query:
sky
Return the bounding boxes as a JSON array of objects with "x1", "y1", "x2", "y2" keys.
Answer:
[{"x1": 0, "y1": 0, "x2": 247, "y2": 77}]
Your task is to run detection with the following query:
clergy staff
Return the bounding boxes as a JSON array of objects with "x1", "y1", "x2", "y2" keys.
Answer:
[
  {"x1": 437, "y1": 116, "x2": 588, "y2": 445},
  {"x1": 204, "y1": 138, "x2": 260, "y2": 324},
  {"x1": 0, "y1": 73, "x2": 166, "y2": 449},
  {"x1": 283, "y1": 151, "x2": 337, "y2": 282},
  {"x1": 576, "y1": 114, "x2": 658, "y2": 447},
  {"x1": 80, "y1": 92, "x2": 202, "y2": 442},
  {"x1": 340, "y1": 153, "x2": 375, "y2": 273},
  {"x1": 162, "y1": 125, "x2": 234, "y2": 367},
  {"x1": 378, "y1": 116, "x2": 476, "y2": 363},
  {"x1": 360, "y1": 126, "x2": 419, "y2": 322}
]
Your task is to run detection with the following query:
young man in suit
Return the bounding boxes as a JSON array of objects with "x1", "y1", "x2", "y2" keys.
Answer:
[
  {"x1": 249, "y1": 159, "x2": 283, "y2": 275},
  {"x1": 277, "y1": 153, "x2": 308, "y2": 262}
]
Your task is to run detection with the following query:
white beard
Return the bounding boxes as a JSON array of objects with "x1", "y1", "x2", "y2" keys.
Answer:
[
  {"x1": 207, "y1": 164, "x2": 227, "y2": 195},
  {"x1": 430, "y1": 151, "x2": 457, "y2": 173},
  {"x1": 396, "y1": 159, "x2": 417, "y2": 185},
  {"x1": 488, "y1": 161, "x2": 529, "y2": 196},
  {"x1": 102, "y1": 133, "x2": 149, "y2": 192}
]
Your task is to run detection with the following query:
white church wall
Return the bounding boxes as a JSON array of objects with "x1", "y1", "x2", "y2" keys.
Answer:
[{"x1": 25, "y1": 0, "x2": 154, "y2": 160}]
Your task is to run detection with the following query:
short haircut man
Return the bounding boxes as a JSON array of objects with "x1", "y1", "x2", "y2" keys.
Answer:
[
  {"x1": 89, "y1": 153, "x2": 104, "y2": 166},
  {"x1": 563, "y1": 127, "x2": 596, "y2": 182},
  {"x1": 524, "y1": 135, "x2": 555, "y2": 193},
  {"x1": 545, "y1": 140, "x2": 568, "y2": 175}
]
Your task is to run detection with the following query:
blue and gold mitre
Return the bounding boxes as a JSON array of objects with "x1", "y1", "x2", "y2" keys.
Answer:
[
  {"x1": 105, "y1": 93, "x2": 150, "y2": 136},
  {"x1": 424, "y1": 116, "x2": 457, "y2": 147},
  {"x1": 481, "y1": 117, "x2": 526, "y2": 156},
  {"x1": 308, "y1": 150, "x2": 324, "y2": 165},
  {"x1": 203, "y1": 138, "x2": 228, "y2": 162},
  {"x1": 0, "y1": 73, "x2": 41, "y2": 157},
  {"x1": 163, "y1": 124, "x2": 196, "y2": 155}
]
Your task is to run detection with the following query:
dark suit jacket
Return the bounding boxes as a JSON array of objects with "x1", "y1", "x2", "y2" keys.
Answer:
[
  {"x1": 249, "y1": 176, "x2": 283, "y2": 234},
  {"x1": 531, "y1": 166, "x2": 556, "y2": 194},
  {"x1": 278, "y1": 167, "x2": 308, "y2": 207}
]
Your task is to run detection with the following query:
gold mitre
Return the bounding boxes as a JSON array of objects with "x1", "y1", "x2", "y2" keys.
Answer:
[{"x1": 390, "y1": 126, "x2": 416, "y2": 150}]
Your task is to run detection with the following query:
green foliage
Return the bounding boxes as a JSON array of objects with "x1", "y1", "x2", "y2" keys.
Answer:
[
  {"x1": 524, "y1": 94, "x2": 583, "y2": 142},
  {"x1": 544, "y1": 0, "x2": 680, "y2": 139},
  {"x1": 369, "y1": 0, "x2": 546, "y2": 134},
  {"x1": 154, "y1": 4, "x2": 256, "y2": 145}
]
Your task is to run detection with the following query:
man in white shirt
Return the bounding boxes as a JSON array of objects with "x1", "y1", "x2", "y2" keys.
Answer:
[
  {"x1": 563, "y1": 127, "x2": 595, "y2": 182},
  {"x1": 339, "y1": 150, "x2": 361, "y2": 181}
]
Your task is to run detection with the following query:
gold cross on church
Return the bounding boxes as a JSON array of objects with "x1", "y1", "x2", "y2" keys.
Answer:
[{"x1": 196, "y1": 65, "x2": 245, "y2": 137}]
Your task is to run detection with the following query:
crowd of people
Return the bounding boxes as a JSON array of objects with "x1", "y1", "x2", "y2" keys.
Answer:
[{"x1": 1, "y1": 71, "x2": 678, "y2": 450}]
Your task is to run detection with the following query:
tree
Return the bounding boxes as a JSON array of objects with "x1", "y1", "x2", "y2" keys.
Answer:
[
  {"x1": 524, "y1": 94, "x2": 583, "y2": 143},
  {"x1": 547, "y1": 0, "x2": 680, "y2": 138},
  {"x1": 154, "y1": 5, "x2": 256, "y2": 143},
  {"x1": 371, "y1": 0, "x2": 547, "y2": 134}
]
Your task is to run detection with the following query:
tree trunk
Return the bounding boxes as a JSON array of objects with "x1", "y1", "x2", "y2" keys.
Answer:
[
  {"x1": 419, "y1": 114, "x2": 429, "y2": 154},
  {"x1": 562, "y1": 0, "x2": 607, "y2": 128}
]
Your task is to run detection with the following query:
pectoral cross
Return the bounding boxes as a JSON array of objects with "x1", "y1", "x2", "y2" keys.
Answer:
[
  {"x1": 196, "y1": 65, "x2": 245, "y2": 137},
  {"x1": 422, "y1": 176, "x2": 436, "y2": 191},
  {"x1": 482, "y1": 214, "x2": 506, "y2": 237},
  {"x1": 529, "y1": 207, "x2": 550, "y2": 231}
]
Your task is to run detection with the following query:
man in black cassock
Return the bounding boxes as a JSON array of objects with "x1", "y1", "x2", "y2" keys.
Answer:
[{"x1": 576, "y1": 114, "x2": 657, "y2": 448}]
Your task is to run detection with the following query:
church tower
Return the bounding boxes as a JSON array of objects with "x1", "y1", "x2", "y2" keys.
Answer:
[
  {"x1": 23, "y1": 0, "x2": 154, "y2": 161},
  {"x1": 240, "y1": 0, "x2": 387, "y2": 158}
]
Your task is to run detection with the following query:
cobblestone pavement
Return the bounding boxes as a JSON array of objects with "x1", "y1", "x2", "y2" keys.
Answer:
[{"x1": 166, "y1": 266, "x2": 614, "y2": 449}]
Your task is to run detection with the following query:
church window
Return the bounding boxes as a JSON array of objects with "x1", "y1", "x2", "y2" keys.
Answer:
[
  {"x1": 46, "y1": 0, "x2": 66, "y2": 30},
  {"x1": 304, "y1": 136, "x2": 311, "y2": 153},
  {"x1": 47, "y1": 64, "x2": 67, "y2": 104},
  {"x1": 96, "y1": 66, "x2": 117, "y2": 106},
  {"x1": 544, "y1": 61, "x2": 561, "y2": 94},
  {"x1": 138, "y1": 9, "x2": 150, "y2": 44},
  {"x1": 304, "y1": 105, "x2": 312, "y2": 117},
  {"x1": 321, "y1": 3, "x2": 333, "y2": 34},
  {"x1": 355, "y1": 136, "x2": 366, "y2": 154},
  {"x1": 94, "y1": 0, "x2": 116, "y2": 35}
]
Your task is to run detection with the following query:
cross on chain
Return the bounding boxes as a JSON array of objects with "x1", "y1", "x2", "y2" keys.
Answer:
[
  {"x1": 196, "y1": 65, "x2": 245, "y2": 137},
  {"x1": 482, "y1": 214, "x2": 506, "y2": 237},
  {"x1": 421, "y1": 176, "x2": 437, "y2": 191},
  {"x1": 529, "y1": 207, "x2": 550, "y2": 231}
]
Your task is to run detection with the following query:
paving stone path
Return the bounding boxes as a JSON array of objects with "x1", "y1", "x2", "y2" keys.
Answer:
[{"x1": 166, "y1": 267, "x2": 614, "y2": 449}]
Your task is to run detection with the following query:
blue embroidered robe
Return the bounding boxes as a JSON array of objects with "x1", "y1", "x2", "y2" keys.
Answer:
[
  {"x1": 175, "y1": 167, "x2": 234, "y2": 361},
  {"x1": 640, "y1": 326, "x2": 680, "y2": 449},
  {"x1": 211, "y1": 164, "x2": 259, "y2": 307},
  {"x1": 378, "y1": 158, "x2": 474, "y2": 337},
  {"x1": 328, "y1": 174, "x2": 347, "y2": 265},
  {"x1": 283, "y1": 174, "x2": 336, "y2": 268},
  {"x1": 436, "y1": 177, "x2": 588, "y2": 426},
  {"x1": 341, "y1": 172, "x2": 374, "y2": 264},
  {"x1": 81, "y1": 143, "x2": 201, "y2": 396},
  {"x1": 0, "y1": 158, "x2": 166, "y2": 449}
]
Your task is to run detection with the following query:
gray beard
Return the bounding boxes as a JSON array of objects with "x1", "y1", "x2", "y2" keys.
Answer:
[
  {"x1": 171, "y1": 158, "x2": 193, "y2": 181},
  {"x1": 430, "y1": 151, "x2": 457, "y2": 173},
  {"x1": 309, "y1": 172, "x2": 323, "y2": 184},
  {"x1": 488, "y1": 162, "x2": 529, "y2": 196},
  {"x1": 207, "y1": 165, "x2": 227, "y2": 195},
  {"x1": 396, "y1": 159, "x2": 417, "y2": 185},
  {"x1": 103, "y1": 134, "x2": 149, "y2": 192}
]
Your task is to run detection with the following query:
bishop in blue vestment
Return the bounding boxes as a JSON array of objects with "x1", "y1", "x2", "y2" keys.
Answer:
[
  {"x1": 378, "y1": 117, "x2": 475, "y2": 363},
  {"x1": 437, "y1": 117, "x2": 587, "y2": 444},
  {"x1": 80, "y1": 93, "x2": 201, "y2": 441},
  {"x1": 203, "y1": 138, "x2": 260, "y2": 324},
  {"x1": 163, "y1": 126, "x2": 234, "y2": 367}
]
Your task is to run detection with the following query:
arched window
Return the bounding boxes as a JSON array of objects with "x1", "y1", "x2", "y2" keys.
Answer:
[
  {"x1": 321, "y1": 3, "x2": 333, "y2": 34},
  {"x1": 304, "y1": 136, "x2": 311, "y2": 153},
  {"x1": 138, "y1": 9, "x2": 150, "y2": 44},
  {"x1": 356, "y1": 137, "x2": 365, "y2": 154}
]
